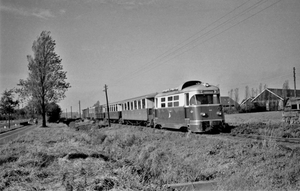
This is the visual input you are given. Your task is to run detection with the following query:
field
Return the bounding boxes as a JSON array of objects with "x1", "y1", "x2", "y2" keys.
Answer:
[
  {"x1": 0, "y1": 112, "x2": 300, "y2": 190},
  {"x1": 225, "y1": 111, "x2": 283, "y2": 125}
]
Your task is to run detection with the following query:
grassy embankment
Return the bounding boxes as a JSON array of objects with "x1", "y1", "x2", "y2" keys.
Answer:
[
  {"x1": 226, "y1": 111, "x2": 300, "y2": 138},
  {"x1": 0, "y1": 116, "x2": 300, "y2": 190}
]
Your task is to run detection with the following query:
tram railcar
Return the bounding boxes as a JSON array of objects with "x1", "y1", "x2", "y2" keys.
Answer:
[
  {"x1": 154, "y1": 80, "x2": 224, "y2": 132},
  {"x1": 120, "y1": 93, "x2": 156, "y2": 125},
  {"x1": 93, "y1": 80, "x2": 224, "y2": 132},
  {"x1": 102, "y1": 93, "x2": 156, "y2": 125}
]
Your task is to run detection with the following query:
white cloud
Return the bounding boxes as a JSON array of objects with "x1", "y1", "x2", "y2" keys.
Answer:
[
  {"x1": 0, "y1": 4, "x2": 55, "y2": 19},
  {"x1": 0, "y1": 5, "x2": 29, "y2": 16},
  {"x1": 59, "y1": 9, "x2": 66, "y2": 15},
  {"x1": 32, "y1": 8, "x2": 55, "y2": 19}
]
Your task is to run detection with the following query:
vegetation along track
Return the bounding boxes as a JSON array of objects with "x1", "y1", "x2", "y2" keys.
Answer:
[
  {"x1": 92, "y1": 121, "x2": 300, "y2": 147},
  {"x1": 215, "y1": 122, "x2": 300, "y2": 149}
]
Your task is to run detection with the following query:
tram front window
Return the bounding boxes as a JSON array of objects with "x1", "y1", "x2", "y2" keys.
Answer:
[{"x1": 190, "y1": 94, "x2": 220, "y2": 105}]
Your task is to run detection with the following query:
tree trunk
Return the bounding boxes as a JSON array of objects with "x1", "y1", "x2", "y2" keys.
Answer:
[
  {"x1": 8, "y1": 113, "x2": 11, "y2": 129},
  {"x1": 42, "y1": 98, "x2": 47, "y2": 127},
  {"x1": 42, "y1": 112, "x2": 46, "y2": 127}
]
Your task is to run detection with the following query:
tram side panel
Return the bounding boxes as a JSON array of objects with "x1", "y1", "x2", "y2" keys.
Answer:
[
  {"x1": 154, "y1": 107, "x2": 187, "y2": 129},
  {"x1": 123, "y1": 109, "x2": 148, "y2": 121},
  {"x1": 122, "y1": 109, "x2": 152, "y2": 125},
  {"x1": 107, "y1": 111, "x2": 122, "y2": 122}
]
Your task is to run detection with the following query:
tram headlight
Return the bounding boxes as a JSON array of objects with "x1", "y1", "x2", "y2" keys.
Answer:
[
  {"x1": 217, "y1": 111, "x2": 222, "y2": 116},
  {"x1": 200, "y1": 112, "x2": 207, "y2": 117}
]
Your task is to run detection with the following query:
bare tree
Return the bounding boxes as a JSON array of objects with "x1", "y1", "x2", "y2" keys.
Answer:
[
  {"x1": 251, "y1": 88, "x2": 255, "y2": 98},
  {"x1": 245, "y1": 86, "x2": 250, "y2": 99},
  {"x1": 264, "y1": 84, "x2": 267, "y2": 90},
  {"x1": 18, "y1": 31, "x2": 71, "y2": 127},
  {"x1": 259, "y1": 83, "x2": 263, "y2": 101},
  {"x1": 282, "y1": 80, "x2": 290, "y2": 100},
  {"x1": 228, "y1": 89, "x2": 233, "y2": 111},
  {"x1": 234, "y1": 88, "x2": 239, "y2": 108}
]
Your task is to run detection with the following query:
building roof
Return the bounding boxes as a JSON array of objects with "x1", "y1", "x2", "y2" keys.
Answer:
[
  {"x1": 240, "y1": 97, "x2": 254, "y2": 105},
  {"x1": 251, "y1": 88, "x2": 300, "y2": 102}
]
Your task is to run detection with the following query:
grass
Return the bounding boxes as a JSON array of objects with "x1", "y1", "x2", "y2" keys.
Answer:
[{"x1": 0, "y1": 119, "x2": 300, "y2": 190}]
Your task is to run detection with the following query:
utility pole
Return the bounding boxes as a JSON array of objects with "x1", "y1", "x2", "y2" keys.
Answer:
[
  {"x1": 66, "y1": 108, "x2": 67, "y2": 119},
  {"x1": 79, "y1": 101, "x2": 81, "y2": 118},
  {"x1": 71, "y1": 106, "x2": 72, "y2": 119},
  {"x1": 293, "y1": 67, "x2": 297, "y2": 97},
  {"x1": 104, "y1": 84, "x2": 111, "y2": 127}
]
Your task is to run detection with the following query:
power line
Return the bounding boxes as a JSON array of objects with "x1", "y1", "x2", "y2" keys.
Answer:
[
  {"x1": 111, "y1": 0, "x2": 281, "y2": 85},
  {"x1": 127, "y1": 0, "x2": 271, "y2": 76},
  {"x1": 111, "y1": 0, "x2": 253, "y2": 83}
]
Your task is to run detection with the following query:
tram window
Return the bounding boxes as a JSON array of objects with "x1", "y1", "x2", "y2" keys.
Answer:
[
  {"x1": 168, "y1": 102, "x2": 172, "y2": 107},
  {"x1": 292, "y1": 104, "x2": 297, "y2": 110},
  {"x1": 138, "y1": 100, "x2": 141, "y2": 109},
  {"x1": 168, "y1": 96, "x2": 173, "y2": 101},
  {"x1": 190, "y1": 94, "x2": 214, "y2": 105},
  {"x1": 174, "y1": 95, "x2": 179, "y2": 101},
  {"x1": 161, "y1": 97, "x2": 165, "y2": 102},
  {"x1": 155, "y1": 98, "x2": 158, "y2": 108},
  {"x1": 161, "y1": 103, "x2": 166, "y2": 108},
  {"x1": 142, "y1": 99, "x2": 145, "y2": 109},
  {"x1": 185, "y1": 93, "x2": 189, "y2": 106},
  {"x1": 131, "y1": 102, "x2": 133, "y2": 110},
  {"x1": 213, "y1": 94, "x2": 220, "y2": 104},
  {"x1": 174, "y1": 102, "x2": 179, "y2": 107}
]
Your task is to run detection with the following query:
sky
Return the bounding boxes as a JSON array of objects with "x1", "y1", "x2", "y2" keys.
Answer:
[{"x1": 1, "y1": 0, "x2": 300, "y2": 113}]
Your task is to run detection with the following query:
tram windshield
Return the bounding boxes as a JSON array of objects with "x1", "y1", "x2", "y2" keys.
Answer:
[{"x1": 190, "y1": 94, "x2": 220, "y2": 105}]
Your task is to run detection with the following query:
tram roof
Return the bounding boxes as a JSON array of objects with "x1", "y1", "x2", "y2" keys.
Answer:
[
  {"x1": 156, "y1": 80, "x2": 219, "y2": 97},
  {"x1": 104, "y1": 92, "x2": 158, "y2": 106}
]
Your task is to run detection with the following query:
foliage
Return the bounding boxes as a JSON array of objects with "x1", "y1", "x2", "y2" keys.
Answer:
[
  {"x1": 0, "y1": 89, "x2": 19, "y2": 115},
  {"x1": 0, "y1": 89, "x2": 19, "y2": 127},
  {"x1": 22, "y1": 99, "x2": 40, "y2": 119},
  {"x1": 17, "y1": 31, "x2": 70, "y2": 127},
  {"x1": 47, "y1": 102, "x2": 62, "y2": 123},
  {"x1": 239, "y1": 102, "x2": 266, "y2": 113}
]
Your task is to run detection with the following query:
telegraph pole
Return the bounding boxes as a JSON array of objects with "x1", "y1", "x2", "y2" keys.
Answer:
[
  {"x1": 293, "y1": 67, "x2": 297, "y2": 97},
  {"x1": 79, "y1": 101, "x2": 81, "y2": 118},
  {"x1": 104, "y1": 84, "x2": 111, "y2": 127},
  {"x1": 66, "y1": 108, "x2": 67, "y2": 119},
  {"x1": 71, "y1": 106, "x2": 72, "y2": 119}
]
